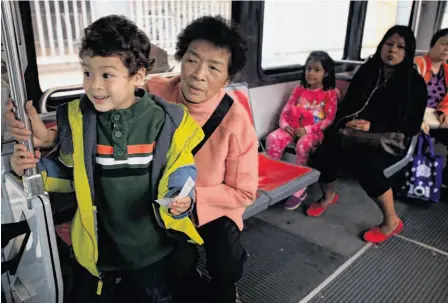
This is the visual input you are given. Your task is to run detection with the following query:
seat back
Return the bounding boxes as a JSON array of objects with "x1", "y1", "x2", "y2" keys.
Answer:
[
  {"x1": 224, "y1": 82, "x2": 255, "y2": 127},
  {"x1": 335, "y1": 79, "x2": 350, "y2": 103}
]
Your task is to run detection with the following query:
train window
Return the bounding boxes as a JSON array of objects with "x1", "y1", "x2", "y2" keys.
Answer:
[
  {"x1": 29, "y1": 0, "x2": 231, "y2": 91},
  {"x1": 261, "y1": 0, "x2": 350, "y2": 70},
  {"x1": 360, "y1": 0, "x2": 412, "y2": 59}
]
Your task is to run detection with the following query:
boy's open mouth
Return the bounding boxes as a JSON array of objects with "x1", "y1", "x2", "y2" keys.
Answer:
[{"x1": 93, "y1": 95, "x2": 109, "y2": 101}]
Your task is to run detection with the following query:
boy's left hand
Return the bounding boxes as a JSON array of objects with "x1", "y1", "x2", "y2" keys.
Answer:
[{"x1": 169, "y1": 197, "x2": 192, "y2": 216}]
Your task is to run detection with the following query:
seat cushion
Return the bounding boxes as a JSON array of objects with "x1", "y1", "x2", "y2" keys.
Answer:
[{"x1": 258, "y1": 154, "x2": 312, "y2": 191}]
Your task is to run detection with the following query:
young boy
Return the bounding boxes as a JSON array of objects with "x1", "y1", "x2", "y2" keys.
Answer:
[{"x1": 10, "y1": 15, "x2": 204, "y2": 302}]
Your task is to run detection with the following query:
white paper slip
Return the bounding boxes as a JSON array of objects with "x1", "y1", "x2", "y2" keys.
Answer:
[
  {"x1": 177, "y1": 177, "x2": 195, "y2": 199},
  {"x1": 154, "y1": 198, "x2": 172, "y2": 207},
  {"x1": 155, "y1": 176, "x2": 195, "y2": 207}
]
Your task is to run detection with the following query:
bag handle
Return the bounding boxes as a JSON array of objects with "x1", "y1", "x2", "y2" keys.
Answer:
[{"x1": 417, "y1": 133, "x2": 435, "y2": 158}]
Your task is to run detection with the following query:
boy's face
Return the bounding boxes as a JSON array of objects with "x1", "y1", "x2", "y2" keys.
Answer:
[{"x1": 81, "y1": 55, "x2": 145, "y2": 112}]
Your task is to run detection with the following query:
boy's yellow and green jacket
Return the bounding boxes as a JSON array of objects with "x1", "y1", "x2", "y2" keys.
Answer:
[{"x1": 38, "y1": 90, "x2": 204, "y2": 291}]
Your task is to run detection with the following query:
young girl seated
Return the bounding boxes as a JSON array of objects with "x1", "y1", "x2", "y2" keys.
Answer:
[{"x1": 266, "y1": 51, "x2": 338, "y2": 210}]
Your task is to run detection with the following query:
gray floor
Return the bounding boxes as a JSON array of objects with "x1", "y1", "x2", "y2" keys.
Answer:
[
  {"x1": 309, "y1": 237, "x2": 448, "y2": 303},
  {"x1": 235, "y1": 178, "x2": 448, "y2": 303}
]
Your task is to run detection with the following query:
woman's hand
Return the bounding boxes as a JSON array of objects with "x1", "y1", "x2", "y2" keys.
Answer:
[
  {"x1": 346, "y1": 119, "x2": 370, "y2": 131},
  {"x1": 439, "y1": 113, "x2": 448, "y2": 127},
  {"x1": 421, "y1": 121, "x2": 430, "y2": 134},
  {"x1": 3, "y1": 100, "x2": 57, "y2": 148}
]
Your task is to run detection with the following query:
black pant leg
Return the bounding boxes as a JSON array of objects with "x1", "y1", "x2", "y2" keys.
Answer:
[
  {"x1": 68, "y1": 261, "x2": 119, "y2": 303},
  {"x1": 199, "y1": 216, "x2": 247, "y2": 303},
  {"x1": 165, "y1": 240, "x2": 208, "y2": 303},
  {"x1": 122, "y1": 256, "x2": 172, "y2": 303},
  {"x1": 311, "y1": 127, "x2": 343, "y2": 184},
  {"x1": 352, "y1": 147, "x2": 398, "y2": 198}
]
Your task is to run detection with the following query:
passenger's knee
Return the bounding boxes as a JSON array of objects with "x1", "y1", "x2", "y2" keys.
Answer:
[{"x1": 358, "y1": 174, "x2": 391, "y2": 198}]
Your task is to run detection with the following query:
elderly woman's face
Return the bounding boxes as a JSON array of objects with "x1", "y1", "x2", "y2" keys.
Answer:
[
  {"x1": 430, "y1": 35, "x2": 448, "y2": 62},
  {"x1": 381, "y1": 33, "x2": 406, "y2": 67},
  {"x1": 180, "y1": 40, "x2": 230, "y2": 103}
]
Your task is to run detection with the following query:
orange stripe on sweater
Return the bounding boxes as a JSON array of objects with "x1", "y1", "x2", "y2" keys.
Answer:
[{"x1": 97, "y1": 143, "x2": 155, "y2": 155}]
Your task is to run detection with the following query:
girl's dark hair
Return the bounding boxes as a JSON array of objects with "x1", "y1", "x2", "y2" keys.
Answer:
[
  {"x1": 175, "y1": 15, "x2": 248, "y2": 80},
  {"x1": 301, "y1": 51, "x2": 336, "y2": 91},
  {"x1": 430, "y1": 28, "x2": 448, "y2": 48},
  {"x1": 79, "y1": 15, "x2": 152, "y2": 75},
  {"x1": 371, "y1": 25, "x2": 416, "y2": 70}
]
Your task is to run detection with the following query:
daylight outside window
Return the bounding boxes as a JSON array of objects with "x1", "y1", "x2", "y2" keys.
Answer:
[{"x1": 30, "y1": 0, "x2": 231, "y2": 91}]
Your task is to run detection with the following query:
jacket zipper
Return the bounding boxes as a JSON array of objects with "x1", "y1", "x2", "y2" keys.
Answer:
[{"x1": 93, "y1": 207, "x2": 103, "y2": 294}]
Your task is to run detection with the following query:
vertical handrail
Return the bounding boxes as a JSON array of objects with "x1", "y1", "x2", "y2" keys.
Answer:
[
  {"x1": 1, "y1": 2, "x2": 35, "y2": 162},
  {"x1": 1, "y1": 1, "x2": 45, "y2": 199}
]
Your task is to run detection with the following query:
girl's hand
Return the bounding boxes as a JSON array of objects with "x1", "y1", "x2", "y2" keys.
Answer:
[
  {"x1": 294, "y1": 128, "x2": 307, "y2": 137},
  {"x1": 284, "y1": 126, "x2": 295, "y2": 136}
]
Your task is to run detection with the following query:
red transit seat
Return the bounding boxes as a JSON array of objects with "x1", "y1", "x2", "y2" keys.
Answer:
[{"x1": 225, "y1": 83, "x2": 320, "y2": 207}]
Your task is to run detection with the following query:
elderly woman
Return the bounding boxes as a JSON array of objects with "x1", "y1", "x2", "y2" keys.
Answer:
[
  {"x1": 416, "y1": 28, "x2": 448, "y2": 185},
  {"x1": 307, "y1": 26, "x2": 427, "y2": 244},
  {"x1": 146, "y1": 16, "x2": 257, "y2": 303},
  {"x1": 4, "y1": 16, "x2": 257, "y2": 303}
]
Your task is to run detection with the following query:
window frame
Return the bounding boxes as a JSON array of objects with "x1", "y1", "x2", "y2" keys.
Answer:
[
  {"x1": 358, "y1": 0, "x2": 414, "y2": 61},
  {"x1": 257, "y1": 1, "x2": 353, "y2": 80},
  {"x1": 232, "y1": 1, "x2": 364, "y2": 87}
]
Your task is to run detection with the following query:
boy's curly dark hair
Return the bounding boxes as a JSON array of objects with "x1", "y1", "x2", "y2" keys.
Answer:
[
  {"x1": 175, "y1": 16, "x2": 248, "y2": 80},
  {"x1": 79, "y1": 15, "x2": 152, "y2": 75}
]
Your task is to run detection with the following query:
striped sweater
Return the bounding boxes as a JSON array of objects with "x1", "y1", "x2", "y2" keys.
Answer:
[{"x1": 94, "y1": 94, "x2": 173, "y2": 270}]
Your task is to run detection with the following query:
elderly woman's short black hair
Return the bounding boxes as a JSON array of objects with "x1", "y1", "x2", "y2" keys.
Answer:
[
  {"x1": 175, "y1": 16, "x2": 248, "y2": 80},
  {"x1": 430, "y1": 28, "x2": 448, "y2": 48}
]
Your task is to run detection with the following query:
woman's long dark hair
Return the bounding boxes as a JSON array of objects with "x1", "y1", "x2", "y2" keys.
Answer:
[
  {"x1": 368, "y1": 25, "x2": 416, "y2": 73},
  {"x1": 301, "y1": 51, "x2": 336, "y2": 91},
  {"x1": 363, "y1": 26, "x2": 417, "y2": 123}
]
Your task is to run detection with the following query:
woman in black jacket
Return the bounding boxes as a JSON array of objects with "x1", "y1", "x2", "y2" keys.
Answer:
[{"x1": 308, "y1": 25, "x2": 428, "y2": 243}]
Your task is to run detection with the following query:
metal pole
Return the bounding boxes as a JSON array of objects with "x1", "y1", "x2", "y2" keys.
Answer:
[{"x1": 1, "y1": 1, "x2": 44, "y2": 199}]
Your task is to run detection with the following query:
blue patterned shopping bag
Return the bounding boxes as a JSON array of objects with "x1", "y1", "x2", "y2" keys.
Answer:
[{"x1": 404, "y1": 134, "x2": 443, "y2": 202}]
